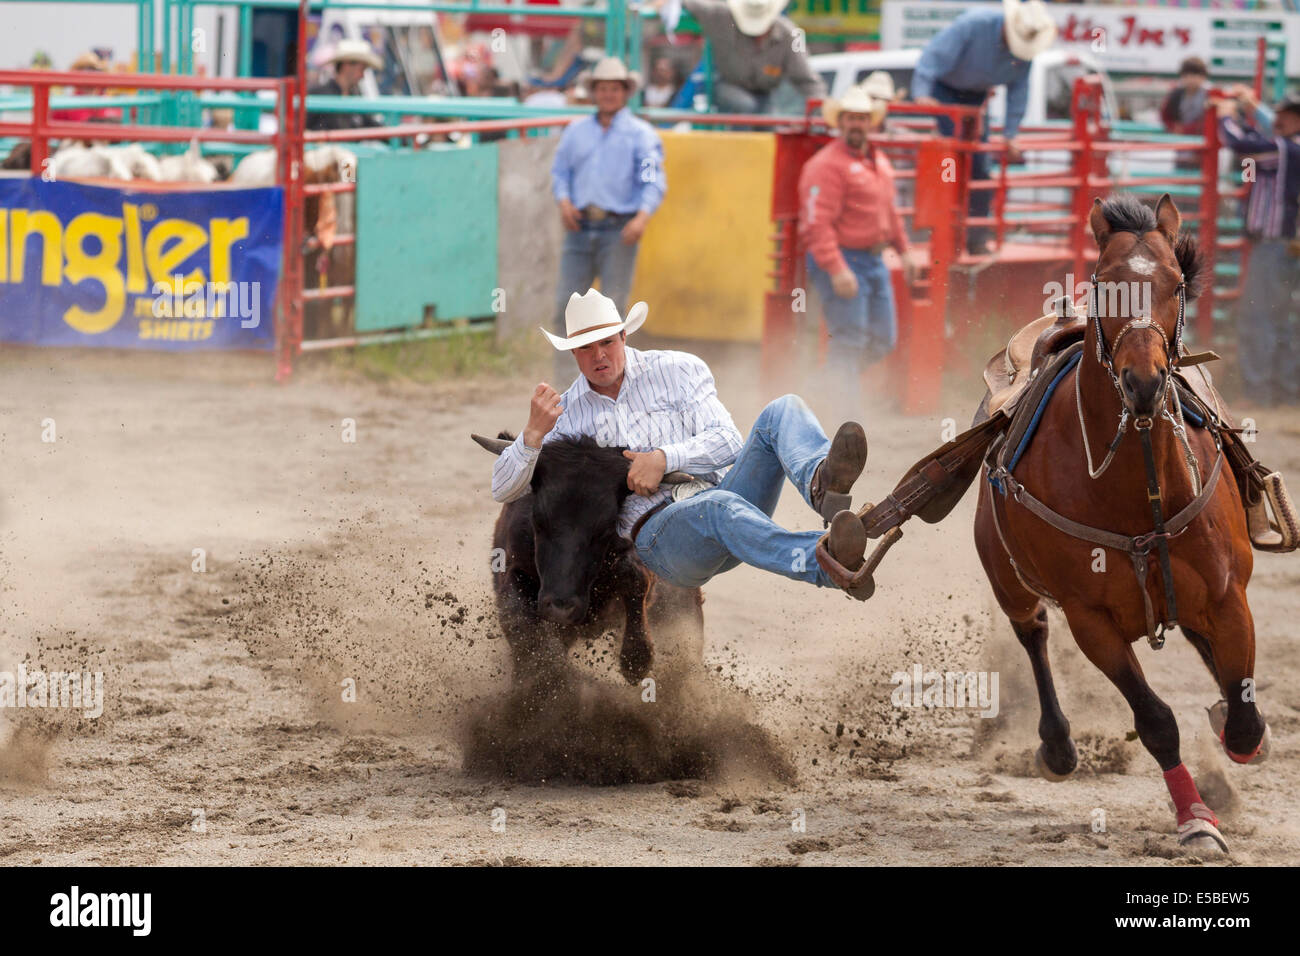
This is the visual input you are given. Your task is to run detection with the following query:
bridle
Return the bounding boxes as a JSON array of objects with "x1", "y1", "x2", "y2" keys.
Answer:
[{"x1": 989, "y1": 263, "x2": 1225, "y2": 650}]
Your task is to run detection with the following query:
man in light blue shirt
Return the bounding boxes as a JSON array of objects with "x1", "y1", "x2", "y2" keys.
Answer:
[
  {"x1": 550, "y1": 57, "x2": 666, "y2": 377},
  {"x1": 912, "y1": 0, "x2": 1057, "y2": 253}
]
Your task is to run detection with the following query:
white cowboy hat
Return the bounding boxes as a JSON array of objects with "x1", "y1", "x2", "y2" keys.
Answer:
[
  {"x1": 325, "y1": 39, "x2": 383, "y2": 71},
  {"x1": 1002, "y1": 0, "x2": 1058, "y2": 61},
  {"x1": 727, "y1": 0, "x2": 785, "y2": 38},
  {"x1": 823, "y1": 72, "x2": 895, "y2": 126},
  {"x1": 542, "y1": 289, "x2": 648, "y2": 351},
  {"x1": 587, "y1": 56, "x2": 641, "y2": 92}
]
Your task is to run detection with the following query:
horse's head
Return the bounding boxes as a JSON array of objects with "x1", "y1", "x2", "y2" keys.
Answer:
[{"x1": 1087, "y1": 194, "x2": 1203, "y2": 419}]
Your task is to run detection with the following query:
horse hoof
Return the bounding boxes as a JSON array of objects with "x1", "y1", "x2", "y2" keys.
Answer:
[
  {"x1": 1034, "y1": 742, "x2": 1075, "y2": 782},
  {"x1": 1207, "y1": 699, "x2": 1227, "y2": 737},
  {"x1": 1177, "y1": 818, "x2": 1228, "y2": 855},
  {"x1": 1208, "y1": 700, "x2": 1270, "y2": 763}
]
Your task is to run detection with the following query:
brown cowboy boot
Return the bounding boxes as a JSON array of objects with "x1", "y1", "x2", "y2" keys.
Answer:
[
  {"x1": 824, "y1": 510, "x2": 872, "y2": 600},
  {"x1": 810, "y1": 422, "x2": 868, "y2": 526}
]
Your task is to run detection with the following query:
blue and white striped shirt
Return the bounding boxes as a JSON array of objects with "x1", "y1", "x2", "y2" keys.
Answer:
[{"x1": 491, "y1": 346, "x2": 744, "y2": 538}]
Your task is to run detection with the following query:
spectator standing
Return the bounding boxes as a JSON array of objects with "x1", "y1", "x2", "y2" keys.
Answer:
[
  {"x1": 306, "y1": 40, "x2": 383, "y2": 132},
  {"x1": 798, "y1": 74, "x2": 916, "y2": 416},
  {"x1": 549, "y1": 57, "x2": 666, "y2": 380},
  {"x1": 912, "y1": 0, "x2": 1057, "y2": 253}
]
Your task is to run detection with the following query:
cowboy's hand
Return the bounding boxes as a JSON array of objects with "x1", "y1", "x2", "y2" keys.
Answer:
[
  {"x1": 901, "y1": 251, "x2": 918, "y2": 286},
  {"x1": 523, "y1": 383, "x2": 564, "y2": 448},
  {"x1": 914, "y1": 96, "x2": 939, "y2": 107},
  {"x1": 621, "y1": 210, "x2": 650, "y2": 245},
  {"x1": 831, "y1": 269, "x2": 859, "y2": 299},
  {"x1": 623, "y1": 449, "x2": 667, "y2": 496},
  {"x1": 558, "y1": 199, "x2": 581, "y2": 232},
  {"x1": 1215, "y1": 97, "x2": 1238, "y2": 118}
]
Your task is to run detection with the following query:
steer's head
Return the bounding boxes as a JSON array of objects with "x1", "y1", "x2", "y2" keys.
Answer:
[
  {"x1": 527, "y1": 437, "x2": 634, "y2": 624},
  {"x1": 474, "y1": 431, "x2": 692, "y2": 626}
]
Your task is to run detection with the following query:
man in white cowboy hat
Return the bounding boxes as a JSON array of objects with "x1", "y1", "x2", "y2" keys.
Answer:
[
  {"x1": 491, "y1": 289, "x2": 879, "y2": 599},
  {"x1": 912, "y1": 0, "x2": 1058, "y2": 253},
  {"x1": 306, "y1": 38, "x2": 384, "y2": 132},
  {"x1": 653, "y1": 0, "x2": 824, "y2": 114},
  {"x1": 549, "y1": 56, "x2": 666, "y2": 378},
  {"x1": 798, "y1": 74, "x2": 916, "y2": 417}
]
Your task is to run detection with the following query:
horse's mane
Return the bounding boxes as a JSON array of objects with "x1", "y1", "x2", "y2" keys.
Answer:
[
  {"x1": 1098, "y1": 195, "x2": 1204, "y2": 301},
  {"x1": 1098, "y1": 194, "x2": 1156, "y2": 236}
]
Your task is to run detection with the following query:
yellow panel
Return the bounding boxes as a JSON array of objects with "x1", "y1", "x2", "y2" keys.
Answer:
[{"x1": 630, "y1": 131, "x2": 775, "y2": 343}]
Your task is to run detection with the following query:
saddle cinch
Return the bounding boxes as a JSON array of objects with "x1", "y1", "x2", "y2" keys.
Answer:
[{"x1": 814, "y1": 299, "x2": 1299, "y2": 592}]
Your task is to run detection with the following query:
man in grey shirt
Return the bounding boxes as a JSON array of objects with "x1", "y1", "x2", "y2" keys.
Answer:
[{"x1": 659, "y1": 0, "x2": 826, "y2": 114}]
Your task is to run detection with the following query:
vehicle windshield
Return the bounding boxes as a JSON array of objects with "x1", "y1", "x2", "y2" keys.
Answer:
[{"x1": 1045, "y1": 62, "x2": 1112, "y2": 123}]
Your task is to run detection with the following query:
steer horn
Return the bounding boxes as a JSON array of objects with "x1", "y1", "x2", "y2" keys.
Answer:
[
  {"x1": 470, "y1": 432, "x2": 693, "y2": 483},
  {"x1": 471, "y1": 433, "x2": 512, "y2": 455}
]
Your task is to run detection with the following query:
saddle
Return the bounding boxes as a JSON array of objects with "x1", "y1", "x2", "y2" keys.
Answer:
[{"x1": 983, "y1": 296, "x2": 1087, "y2": 417}]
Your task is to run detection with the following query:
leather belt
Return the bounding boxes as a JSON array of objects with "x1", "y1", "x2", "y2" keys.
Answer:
[
  {"x1": 582, "y1": 205, "x2": 633, "y2": 223},
  {"x1": 630, "y1": 499, "x2": 670, "y2": 546}
]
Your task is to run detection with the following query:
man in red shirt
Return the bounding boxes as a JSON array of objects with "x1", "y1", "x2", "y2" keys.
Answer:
[{"x1": 798, "y1": 74, "x2": 914, "y2": 411}]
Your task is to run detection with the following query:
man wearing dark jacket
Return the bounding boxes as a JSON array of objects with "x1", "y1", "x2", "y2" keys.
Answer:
[
  {"x1": 306, "y1": 39, "x2": 384, "y2": 132},
  {"x1": 1161, "y1": 57, "x2": 1210, "y2": 170},
  {"x1": 1218, "y1": 91, "x2": 1300, "y2": 406}
]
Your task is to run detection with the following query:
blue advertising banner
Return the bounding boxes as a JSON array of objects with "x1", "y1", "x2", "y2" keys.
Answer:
[{"x1": 0, "y1": 178, "x2": 283, "y2": 350}]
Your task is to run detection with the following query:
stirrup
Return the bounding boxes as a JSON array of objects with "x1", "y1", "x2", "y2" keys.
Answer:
[{"x1": 1248, "y1": 470, "x2": 1299, "y2": 553}]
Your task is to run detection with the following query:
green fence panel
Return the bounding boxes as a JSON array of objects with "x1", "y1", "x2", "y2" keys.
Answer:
[{"x1": 355, "y1": 146, "x2": 499, "y2": 332}]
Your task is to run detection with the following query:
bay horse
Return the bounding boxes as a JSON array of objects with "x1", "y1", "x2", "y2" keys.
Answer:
[{"x1": 973, "y1": 194, "x2": 1268, "y2": 854}]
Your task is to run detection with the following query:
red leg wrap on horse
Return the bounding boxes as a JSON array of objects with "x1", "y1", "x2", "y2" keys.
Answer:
[
  {"x1": 1163, "y1": 763, "x2": 1218, "y2": 827},
  {"x1": 1220, "y1": 729, "x2": 1261, "y2": 764}
]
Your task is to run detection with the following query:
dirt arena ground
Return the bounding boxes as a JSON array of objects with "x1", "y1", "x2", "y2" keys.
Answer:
[{"x1": 2, "y1": 341, "x2": 1298, "y2": 866}]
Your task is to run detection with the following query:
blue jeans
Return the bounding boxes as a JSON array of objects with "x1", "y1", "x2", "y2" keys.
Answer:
[
  {"x1": 1239, "y1": 239, "x2": 1300, "y2": 404},
  {"x1": 634, "y1": 395, "x2": 836, "y2": 589},
  {"x1": 713, "y1": 81, "x2": 771, "y2": 115},
  {"x1": 806, "y1": 248, "x2": 897, "y2": 404},
  {"x1": 553, "y1": 218, "x2": 640, "y2": 378},
  {"x1": 931, "y1": 80, "x2": 992, "y2": 248}
]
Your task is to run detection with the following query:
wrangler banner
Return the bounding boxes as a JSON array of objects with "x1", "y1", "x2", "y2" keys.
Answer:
[{"x1": 0, "y1": 178, "x2": 283, "y2": 350}]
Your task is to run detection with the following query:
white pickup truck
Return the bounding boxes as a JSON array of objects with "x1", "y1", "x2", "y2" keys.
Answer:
[{"x1": 808, "y1": 47, "x2": 1120, "y2": 135}]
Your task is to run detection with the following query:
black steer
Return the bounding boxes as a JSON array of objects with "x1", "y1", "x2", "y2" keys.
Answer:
[{"x1": 474, "y1": 431, "x2": 703, "y2": 684}]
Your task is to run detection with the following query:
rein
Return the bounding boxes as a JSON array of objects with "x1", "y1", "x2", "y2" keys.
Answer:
[{"x1": 990, "y1": 272, "x2": 1226, "y2": 649}]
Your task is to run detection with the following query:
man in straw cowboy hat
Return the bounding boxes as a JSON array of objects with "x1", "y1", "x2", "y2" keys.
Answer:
[
  {"x1": 912, "y1": 0, "x2": 1058, "y2": 253},
  {"x1": 306, "y1": 38, "x2": 384, "y2": 131},
  {"x1": 550, "y1": 56, "x2": 666, "y2": 379},
  {"x1": 799, "y1": 73, "x2": 917, "y2": 417},
  {"x1": 652, "y1": 0, "x2": 824, "y2": 114},
  {"x1": 491, "y1": 289, "x2": 879, "y2": 600}
]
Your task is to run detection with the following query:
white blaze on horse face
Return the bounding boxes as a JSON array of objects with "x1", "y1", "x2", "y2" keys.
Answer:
[{"x1": 1128, "y1": 255, "x2": 1157, "y2": 276}]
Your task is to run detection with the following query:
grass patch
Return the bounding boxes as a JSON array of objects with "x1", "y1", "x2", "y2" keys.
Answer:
[{"x1": 325, "y1": 328, "x2": 542, "y2": 384}]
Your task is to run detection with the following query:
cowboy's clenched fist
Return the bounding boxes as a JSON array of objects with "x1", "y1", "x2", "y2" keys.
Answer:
[{"x1": 523, "y1": 383, "x2": 563, "y2": 448}]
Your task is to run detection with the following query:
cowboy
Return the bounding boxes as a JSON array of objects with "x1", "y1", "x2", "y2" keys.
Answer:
[
  {"x1": 799, "y1": 74, "x2": 916, "y2": 415},
  {"x1": 549, "y1": 57, "x2": 666, "y2": 378},
  {"x1": 491, "y1": 289, "x2": 878, "y2": 599},
  {"x1": 306, "y1": 39, "x2": 384, "y2": 131},
  {"x1": 912, "y1": 0, "x2": 1057, "y2": 253},
  {"x1": 654, "y1": 0, "x2": 825, "y2": 114},
  {"x1": 1217, "y1": 90, "x2": 1300, "y2": 406}
]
